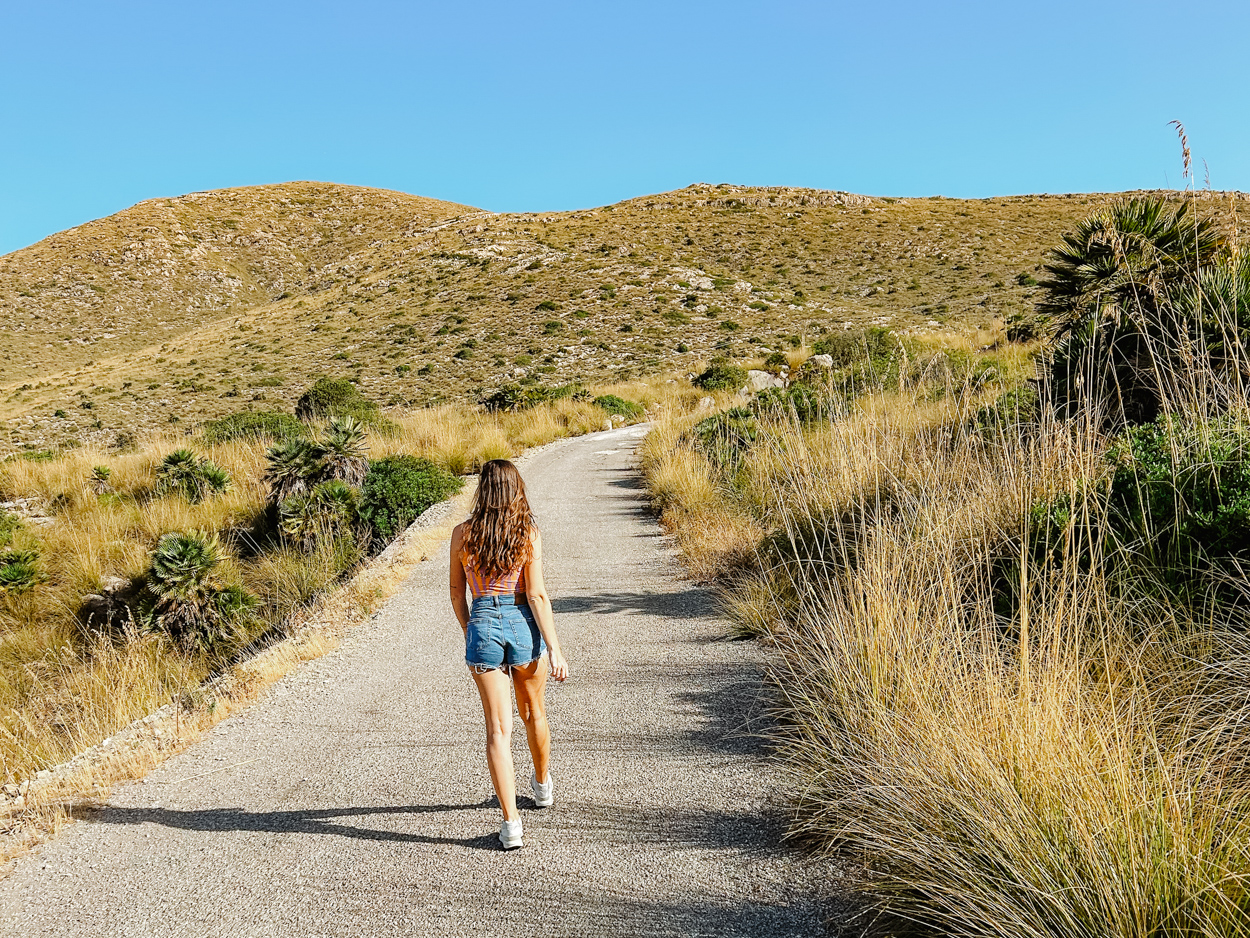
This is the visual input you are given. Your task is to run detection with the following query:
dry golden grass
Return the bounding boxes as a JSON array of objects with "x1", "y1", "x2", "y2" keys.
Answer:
[
  {"x1": 643, "y1": 384, "x2": 1250, "y2": 935},
  {"x1": 0, "y1": 376, "x2": 684, "y2": 792}
]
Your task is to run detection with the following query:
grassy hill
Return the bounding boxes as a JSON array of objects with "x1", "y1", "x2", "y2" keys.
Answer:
[{"x1": 0, "y1": 181, "x2": 1232, "y2": 451}]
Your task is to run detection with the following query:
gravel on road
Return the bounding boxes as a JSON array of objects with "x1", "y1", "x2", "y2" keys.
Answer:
[{"x1": 0, "y1": 425, "x2": 829, "y2": 937}]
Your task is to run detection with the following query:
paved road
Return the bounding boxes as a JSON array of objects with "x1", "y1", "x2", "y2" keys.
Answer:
[{"x1": 0, "y1": 426, "x2": 826, "y2": 937}]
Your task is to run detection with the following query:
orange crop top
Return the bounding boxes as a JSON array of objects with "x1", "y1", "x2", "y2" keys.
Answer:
[{"x1": 462, "y1": 555, "x2": 526, "y2": 598}]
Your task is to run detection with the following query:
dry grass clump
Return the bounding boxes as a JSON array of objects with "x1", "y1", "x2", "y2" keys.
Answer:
[
  {"x1": 645, "y1": 390, "x2": 1250, "y2": 935},
  {"x1": 640, "y1": 405, "x2": 765, "y2": 580},
  {"x1": 0, "y1": 377, "x2": 671, "y2": 787}
]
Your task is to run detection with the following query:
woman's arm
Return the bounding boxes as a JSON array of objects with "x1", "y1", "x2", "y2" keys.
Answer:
[
  {"x1": 449, "y1": 523, "x2": 470, "y2": 632},
  {"x1": 524, "y1": 530, "x2": 568, "y2": 681}
]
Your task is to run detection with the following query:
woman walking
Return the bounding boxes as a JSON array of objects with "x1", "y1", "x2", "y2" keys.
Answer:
[{"x1": 450, "y1": 459, "x2": 569, "y2": 850}]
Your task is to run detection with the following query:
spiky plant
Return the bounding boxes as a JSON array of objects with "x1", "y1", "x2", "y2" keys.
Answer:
[
  {"x1": 264, "y1": 439, "x2": 321, "y2": 504},
  {"x1": 89, "y1": 465, "x2": 112, "y2": 495},
  {"x1": 154, "y1": 449, "x2": 231, "y2": 504},
  {"x1": 1037, "y1": 196, "x2": 1227, "y2": 425},
  {"x1": 315, "y1": 416, "x2": 369, "y2": 486},
  {"x1": 1039, "y1": 196, "x2": 1221, "y2": 331},
  {"x1": 279, "y1": 480, "x2": 357, "y2": 552},
  {"x1": 145, "y1": 530, "x2": 255, "y2": 653},
  {"x1": 0, "y1": 548, "x2": 42, "y2": 594}
]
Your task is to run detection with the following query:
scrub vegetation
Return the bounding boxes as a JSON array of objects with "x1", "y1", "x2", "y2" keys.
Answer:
[
  {"x1": 0, "y1": 376, "x2": 680, "y2": 789},
  {"x1": 7, "y1": 180, "x2": 1244, "y2": 452},
  {"x1": 642, "y1": 188, "x2": 1250, "y2": 936}
]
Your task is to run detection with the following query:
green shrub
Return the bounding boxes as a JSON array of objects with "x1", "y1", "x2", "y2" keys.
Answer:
[
  {"x1": 1004, "y1": 312, "x2": 1047, "y2": 343},
  {"x1": 812, "y1": 327, "x2": 898, "y2": 370},
  {"x1": 139, "y1": 531, "x2": 258, "y2": 654},
  {"x1": 1010, "y1": 415, "x2": 1250, "y2": 617},
  {"x1": 480, "y1": 383, "x2": 590, "y2": 412},
  {"x1": 294, "y1": 378, "x2": 382, "y2": 425},
  {"x1": 1016, "y1": 272, "x2": 1038, "y2": 287},
  {"x1": 154, "y1": 449, "x2": 231, "y2": 504},
  {"x1": 593, "y1": 395, "x2": 644, "y2": 419},
  {"x1": 763, "y1": 351, "x2": 789, "y2": 375},
  {"x1": 0, "y1": 548, "x2": 42, "y2": 594},
  {"x1": 358, "y1": 456, "x2": 463, "y2": 545},
  {"x1": 971, "y1": 385, "x2": 1041, "y2": 437},
  {"x1": 692, "y1": 359, "x2": 747, "y2": 392},
  {"x1": 752, "y1": 384, "x2": 839, "y2": 425},
  {"x1": 202, "y1": 410, "x2": 308, "y2": 445},
  {"x1": 690, "y1": 408, "x2": 757, "y2": 475},
  {"x1": 1106, "y1": 415, "x2": 1250, "y2": 591}
]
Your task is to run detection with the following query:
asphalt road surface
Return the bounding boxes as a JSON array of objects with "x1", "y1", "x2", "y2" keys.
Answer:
[{"x1": 0, "y1": 425, "x2": 827, "y2": 937}]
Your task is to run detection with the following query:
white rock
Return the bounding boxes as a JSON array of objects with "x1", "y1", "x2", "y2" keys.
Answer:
[
  {"x1": 745, "y1": 370, "x2": 786, "y2": 392},
  {"x1": 697, "y1": 396, "x2": 715, "y2": 412},
  {"x1": 601, "y1": 419, "x2": 613, "y2": 431},
  {"x1": 809, "y1": 354, "x2": 834, "y2": 368}
]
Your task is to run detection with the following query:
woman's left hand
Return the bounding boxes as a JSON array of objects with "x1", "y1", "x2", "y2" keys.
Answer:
[{"x1": 548, "y1": 649, "x2": 569, "y2": 682}]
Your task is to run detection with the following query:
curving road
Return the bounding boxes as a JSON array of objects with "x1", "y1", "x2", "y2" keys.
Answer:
[{"x1": 0, "y1": 425, "x2": 827, "y2": 937}]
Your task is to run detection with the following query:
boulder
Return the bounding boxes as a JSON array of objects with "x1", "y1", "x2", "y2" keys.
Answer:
[
  {"x1": 744, "y1": 370, "x2": 786, "y2": 392},
  {"x1": 809, "y1": 354, "x2": 834, "y2": 368}
]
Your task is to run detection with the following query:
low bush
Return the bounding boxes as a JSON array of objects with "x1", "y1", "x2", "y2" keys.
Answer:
[
  {"x1": 690, "y1": 408, "x2": 757, "y2": 475},
  {"x1": 1106, "y1": 415, "x2": 1250, "y2": 596},
  {"x1": 358, "y1": 456, "x2": 462, "y2": 545},
  {"x1": 202, "y1": 410, "x2": 307, "y2": 445},
  {"x1": 752, "y1": 385, "x2": 839, "y2": 425},
  {"x1": 811, "y1": 326, "x2": 898, "y2": 370},
  {"x1": 692, "y1": 359, "x2": 747, "y2": 392},
  {"x1": 593, "y1": 394, "x2": 644, "y2": 419},
  {"x1": 295, "y1": 378, "x2": 385, "y2": 426},
  {"x1": 480, "y1": 383, "x2": 591, "y2": 412},
  {"x1": 154, "y1": 449, "x2": 231, "y2": 504},
  {"x1": 0, "y1": 548, "x2": 42, "y2": 594},
  {"x1": 970, "y1": 385, "x2": 1040, "y2": 437}
]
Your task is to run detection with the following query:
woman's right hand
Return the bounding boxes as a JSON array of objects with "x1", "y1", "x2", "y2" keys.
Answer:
[{"x1": 548, "y1": 649, "x2": 569, "y2": 682}]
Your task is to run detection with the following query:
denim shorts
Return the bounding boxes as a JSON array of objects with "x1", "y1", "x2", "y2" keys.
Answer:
[{"x1": 465, "y1": 595, "x2": 546, "y2": 673}]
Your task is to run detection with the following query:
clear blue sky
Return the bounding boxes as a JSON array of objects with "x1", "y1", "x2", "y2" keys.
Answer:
[{"x1": 2, "y1": 0, "x2": 1247, "y2": 255}]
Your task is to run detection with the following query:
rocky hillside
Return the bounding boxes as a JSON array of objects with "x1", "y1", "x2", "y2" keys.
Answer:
[{"x1": 1, "y1": 181, "x2": 1233, "y2": 451}]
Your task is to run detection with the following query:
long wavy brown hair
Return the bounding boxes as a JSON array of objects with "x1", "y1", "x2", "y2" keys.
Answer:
[{"x1": 462, "y1": 459, "x2": 535, "y2": 577}]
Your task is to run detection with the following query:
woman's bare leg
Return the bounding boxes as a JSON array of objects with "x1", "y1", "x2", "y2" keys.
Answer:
[
  {"x1": 470, "y1": 667, "x2": 518, "y2": 820},
  {"x1": 511, "y1": 658, "x2": 551, "y2": 784}
]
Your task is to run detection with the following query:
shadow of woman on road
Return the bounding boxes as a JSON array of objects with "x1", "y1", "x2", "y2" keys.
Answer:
[{"x1": 81, "y1": 799, "x2": 502, "y2": 850}]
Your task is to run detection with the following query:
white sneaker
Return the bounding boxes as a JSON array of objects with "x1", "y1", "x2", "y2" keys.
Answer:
[
  {"x1": 499, "y1": 818, "x2": 524, "y2": 850},
  {"x1": 531, "y1": 770, "x2": 553, "y2": 808}
]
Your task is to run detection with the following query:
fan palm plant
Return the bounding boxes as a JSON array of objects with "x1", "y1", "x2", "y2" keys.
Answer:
[
  {"x1": 145, "y1": 530, "x2": 255, "y2": 653},
  {"x1": 279, "y1": 480, "x2": 358, "y2": 552},
  {"x1": 315, "y1": 416, "x2": 369, "y2": 486},
  {"x1": 154, "y1": 449, "x2": 231, "y2": 504},
  {"x1": 264, "y1": 439, "x2": 321, "y2": 504},
  {"x1": 88, "y1": 465, "x2": 112, "y2": 495},
  {"x1": 1037, "y1": 196, "x2": 1226, "y2": 424}
]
